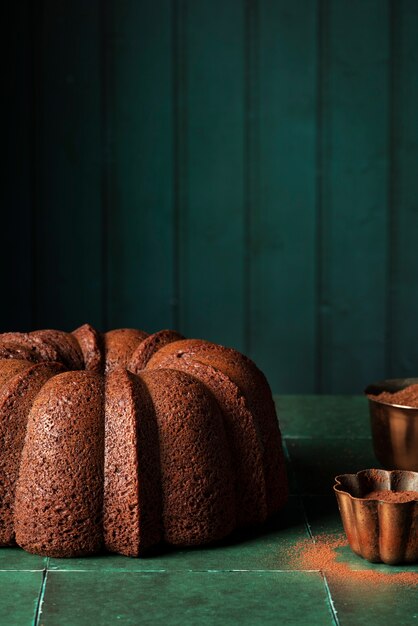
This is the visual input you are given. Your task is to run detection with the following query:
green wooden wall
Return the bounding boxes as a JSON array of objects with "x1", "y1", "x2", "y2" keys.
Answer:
[{"x1": 4, "y1": 0, "x2": 418, "y2": 393}]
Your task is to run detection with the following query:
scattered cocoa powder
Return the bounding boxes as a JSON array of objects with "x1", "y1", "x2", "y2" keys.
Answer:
[
  {"x1": 286, "y1": 533, "x2": 418, "y2": 587},
  {"x1": 363, "y1": 490, "x2": 418, "y2": 503},
  {"x1": 369, "y1": 383, "x2": 418, "y2": 407}
]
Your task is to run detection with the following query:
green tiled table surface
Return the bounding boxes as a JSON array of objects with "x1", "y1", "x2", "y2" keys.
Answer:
[{"x1": 1, "y1": 396, "x2": 417, "y2": 625}]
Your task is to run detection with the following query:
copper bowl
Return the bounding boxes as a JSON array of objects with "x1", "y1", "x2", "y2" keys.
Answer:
[
  {"x1": 365, "y1": 378, "x2": 418, "y2": 471},
  {"x1": 334, "y1": 469, "x2": 418, "y2": 564}
]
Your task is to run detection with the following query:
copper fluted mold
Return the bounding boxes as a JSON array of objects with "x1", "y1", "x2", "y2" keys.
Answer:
[
  {"x1": 365, "y1": 378, "x2": 418, "y2": 471},
  {"x1": 334, "y1": 469, "x2": 418, "y2": 565}
]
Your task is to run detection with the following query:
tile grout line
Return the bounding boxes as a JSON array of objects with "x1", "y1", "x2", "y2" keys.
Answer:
[
  {"x1": 299, "y1": 495, "x2": 314, "y2": 541},
  {"x1": 42, "y1": 568, "x2": 325, "y2": 574},
  {"x1": 283, "y1": 435, "x2": 372, "y2": 440},
  {"x1": 299, "y1": 495, "x2": 340, "y2": 626},
  {"x1": 33, "y1": 559, "x2": 49, "y2": 626},
  {"x1": 322, "y1": 574, "x2": 340, "y2": 626},
  {"x1": 290, "y1": 493, "x2": 341, "y2": 497},
  {"x1": 0, "y1": 569, "x2": 46, "y2": 573},
  {"x1": 281, "y1": 439, "x2": 301, "y2": 495}
]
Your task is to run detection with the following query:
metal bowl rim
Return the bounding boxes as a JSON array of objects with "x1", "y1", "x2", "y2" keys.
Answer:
[
  {"x1": 333, "y1": 469, "x2": 418, "y2": 503},
  {"x1": 367, "y1": 397, "x2": 418, "y2": 411},
  {"x1": 365, "y1": 377, "x2": 418, "y2": 410}
]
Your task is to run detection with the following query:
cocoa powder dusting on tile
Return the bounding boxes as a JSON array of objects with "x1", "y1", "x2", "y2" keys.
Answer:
[
  {"x1": 369, "y1": 383, "x2": 418, "y2": 407},
  {"x1": 363, "y1": 490, "x2": 418, "y2": 503},
  {"x1": 286, "y1": 533, "x2": 418, "y2": 587}
]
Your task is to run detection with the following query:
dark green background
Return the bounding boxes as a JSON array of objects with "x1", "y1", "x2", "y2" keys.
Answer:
[{"x1": 4, "y1": 0, "x2": 418, "y2": 393}]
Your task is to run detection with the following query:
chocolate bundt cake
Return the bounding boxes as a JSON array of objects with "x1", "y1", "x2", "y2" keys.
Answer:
[{"x1": 0, "y1": 325, "x2": 288, "y2": 557}]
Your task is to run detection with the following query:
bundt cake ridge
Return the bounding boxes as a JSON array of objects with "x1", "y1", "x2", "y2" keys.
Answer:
[{"x1": 0, "y1": 323, "x2": 287, "y2": 557}]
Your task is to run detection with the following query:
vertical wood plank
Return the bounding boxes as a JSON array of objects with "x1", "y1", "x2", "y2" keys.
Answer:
[
  {"x1": 35, "y1": 0, "x2": 103, "y2": 331},
  {"x1": 390, "y1": 0, "x2": 418, "y2": 376},
  {"x1": 179, "y1": 0, "x2": 246, "y2": 349},
  {"x1": 106, "y1": 0, "x2": 174, "y2": 332},
  {"x1": 6, "y1": 0, "x2": 414, "y2": 396},
  {"x1": 2, "y1": 2, "x2": 34, "y2": 331},
  {"x1": 252, "y1": 0, "x2": 318, "y2": 392},
  {"x1": 319, "y1": 0, "x2": 390, "y2": 392}
]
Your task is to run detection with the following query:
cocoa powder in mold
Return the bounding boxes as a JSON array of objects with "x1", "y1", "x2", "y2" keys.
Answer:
[
  {"x1": 369, "y1": 383, "x2": 418, "y2": 407},
  {"x1": 363, "y1": 490, "x2": 418, "y2": 503}
]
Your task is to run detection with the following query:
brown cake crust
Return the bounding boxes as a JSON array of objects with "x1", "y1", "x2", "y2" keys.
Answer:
[
  {"x1": 104, "y1": 329, "x2": 148, "y2": 373},
  {"x1": 30, "y1": 330, "x2": 83, "y2": 370},
  {"x1": 150, "y1": 355, "x2": 267, "y2": 526},
  {"x1": 0, "y1": 360, "x2": 34, "y2": 387},
  {"x1": 72, "y1": 323, "x2": 104, "y2": 373},
  {"x1": 30, "y1": 329, "x2": 84, "y2": 370},
  {"x1": 14, "y1": 371, "x2": 104, "y2": 557},
  {"x1": 146, "y1": 351, "x2": 268, "y2": 527},
  {"x1": 104, "y1": 369, "x2": 162, "y2": 556},
  {"x1": 148, "y1": 339, "x2": 288, "y2": 516},
  {"x1": 0, "y1": 344, "x2": 40, "y2": 363},
  {"x1": 0, "y1": 362, "x2": 65, "y2": 545},
  {"x1": 0, "y1": 324, "x2": 288, "y2": 559},
  {"x1": 0, "y1": 333, "x2": 61, "y2": 363},
  {"x1": 128, "y1": 330, "x2": 184, "y2": 373},
  {"x1": 139, "y1": 368, "x2": 236, "y2": 546}
]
